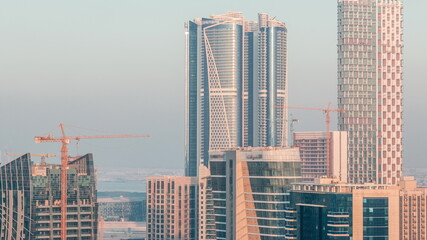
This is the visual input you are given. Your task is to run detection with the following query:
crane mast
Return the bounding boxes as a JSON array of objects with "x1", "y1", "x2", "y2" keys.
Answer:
[{"x1": 35, "y1": 123, "x2": 149, "y2": 240}]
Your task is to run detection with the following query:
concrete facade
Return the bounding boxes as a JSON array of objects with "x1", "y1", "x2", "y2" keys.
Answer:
[
  {"x1": 198, "y1": 165, "x2": 216, "y2": 239},
  {"x1": 146, "y1": 176, "x2": 198, "y2": 240}
]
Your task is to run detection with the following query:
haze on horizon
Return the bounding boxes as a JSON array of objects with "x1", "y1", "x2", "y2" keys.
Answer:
[{"x1": 0, "y1": 0, "x2": 426, "y2": 169}]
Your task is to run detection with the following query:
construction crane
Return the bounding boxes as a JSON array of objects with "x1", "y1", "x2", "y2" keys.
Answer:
[
  {"x1": 7, "y1": 153, "x2": 56, "y2": 164},
  {"x1": 35, "y1": 123, "x2": 149, "y2": 240},
  {"x1": 275, "y1": 103, "x2": 345, "y2": 177}
]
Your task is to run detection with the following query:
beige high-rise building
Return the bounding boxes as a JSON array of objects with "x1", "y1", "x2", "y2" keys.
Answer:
[
  {"x1": 338, "y1": 0, "x2": 404, "y2": 185},
  {"x1": 146, "y1": 176, "x2": 198, "y2": 240},
  {"x1": 294, "y1": 131, "x2": 348, "y2": 183}
]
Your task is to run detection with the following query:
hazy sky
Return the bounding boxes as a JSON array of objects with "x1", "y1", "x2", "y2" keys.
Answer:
[{"x1": 0, "y1": 0, "x2": 426, "y2": 169}]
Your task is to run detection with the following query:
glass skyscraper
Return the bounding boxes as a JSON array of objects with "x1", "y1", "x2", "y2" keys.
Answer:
[
  {"x1": 337, "y1": 0, "x2": 403, "y2": 184},
  {"x1": 257, "y1": 13, "x2": 288, "y2": 148},
  {"x1": 185, "y1": 12, "x2": 288, "y2": 177}
]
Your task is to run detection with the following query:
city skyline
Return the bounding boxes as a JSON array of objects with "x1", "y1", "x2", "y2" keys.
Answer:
[
  {"x1": 0, "y1": 0, "x2": 426, "y2": 172},
  {"x1": 2, "y1": 1, "x2": 427, "y2": 239}
]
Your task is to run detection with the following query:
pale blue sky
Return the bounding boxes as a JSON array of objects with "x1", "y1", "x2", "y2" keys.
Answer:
[{"x1": 0, "y1": 0, "x2": 426, "y2": 169}]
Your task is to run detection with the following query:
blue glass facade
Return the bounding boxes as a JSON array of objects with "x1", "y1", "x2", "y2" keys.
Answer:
[
  {"x1": 185, "y1": 14, "x2": 246, "y2": 176},
  {"x1": 287, "y1": 191, "x2": 353, "y2": 240},
  {"x1": 258, "y1": 18, "x2": 288, "y2": 147},
  {"x1": 209, "y1": 148, "x2": 301, "y2": 240},
  {"x1": 0, "y1": 154, "x2": 32, "y2": 239},
  {"x1": 185, "y1": 21, "x2": 199, "y2": 177},
  {"x1": 363, "y1": 198, "x2": 389, "y2": 239}
]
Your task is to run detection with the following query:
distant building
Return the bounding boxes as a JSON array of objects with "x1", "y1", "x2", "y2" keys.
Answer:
[
  {"x1": 286, "y1": 177, "x2": 427, "y2": 239},
  {"x1": 294, "y1": 131, "x2": 348, "y2": 182},
  {"x1": 146, "y1": 176, "x2": 198, "y2": 240},
  {"x1": 185, "y1": 12, "x2": 288, "y2": 177},
  {"x1": 209, "y1": 147, "x2": 302, "y2": 240},
  {"x1": 0, "y1": 153, "x2": 98, "y2": 239},
  {"x1": 99, "y1": 197, "x2": 146, "y2": 222}
]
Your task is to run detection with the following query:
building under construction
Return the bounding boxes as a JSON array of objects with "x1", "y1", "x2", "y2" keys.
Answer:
[{"x1": 0, "y1": 153, "x2": 98, "y2": 239}]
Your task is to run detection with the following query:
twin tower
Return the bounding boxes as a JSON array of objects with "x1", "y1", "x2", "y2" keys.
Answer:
[{"x1": 185, "y1": 12, "x2": 288, "y2": 177}]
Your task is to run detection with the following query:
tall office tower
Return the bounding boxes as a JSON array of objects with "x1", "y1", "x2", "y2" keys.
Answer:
[
  {"x1": 337, "y1": 0, "x2": 403, "y2": 184},
  {"x1": 294, "y1": 131, "x2": 348, "y2": 182},
  {"x1": 209, "y1": 147, "x2": 301, "y2": 240},
  {"x1": 286, "y1": 178, "x2": 400, "y2": 239},
  {"x1": 0, "y1": 153, "x2": 98, "y2": 239},
  {"x1": 185, "y1": 12, "x2": 246, "y2": 177},
  {"x1": 185, "y1": 12, "x2": 288, "y2": 176},
  {"x1": 146, "y1": 176, "x2": 198, "y2": 240},
  {"x1": 257, "y1": 13, "x2": 288, "y2": 148}
]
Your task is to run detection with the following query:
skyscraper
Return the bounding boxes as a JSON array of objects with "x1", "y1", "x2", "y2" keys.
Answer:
[
  {"x1": 337, "y1": 0, "x2": 403, "y2": 184},
  {"x1": 257, "y1": 13, "x2": 288, "y2": 148},
  {"x1": 185, "y1": 12, "x2": 246, "y2": 177},
  {"x1": 185, "y1": 12, "x2": 288, "y2": 176}
]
